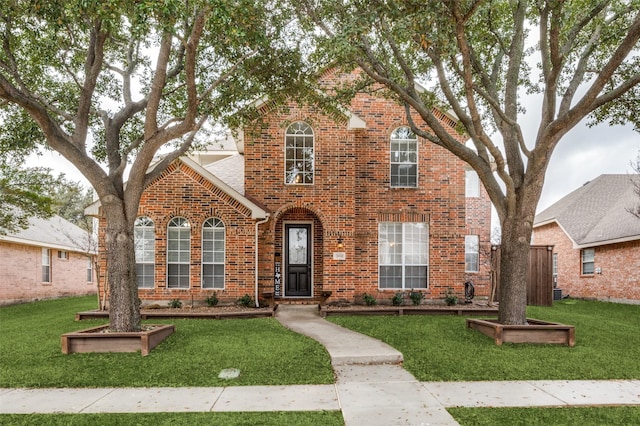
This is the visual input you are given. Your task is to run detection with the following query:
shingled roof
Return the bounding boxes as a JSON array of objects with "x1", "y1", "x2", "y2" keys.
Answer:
[
  {"x1": 0, "y1": 215, "x2": 94, "y2": 253},
  {"x1": 534, "y1": 174, "x2": 640, "y2": 248}
]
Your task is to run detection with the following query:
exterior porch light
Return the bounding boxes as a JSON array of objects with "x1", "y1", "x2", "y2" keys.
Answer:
[{"x1": 337, "y1": 237, "x2": 344, "y2": 249}]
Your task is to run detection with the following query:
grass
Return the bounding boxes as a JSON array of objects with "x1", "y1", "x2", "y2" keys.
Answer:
[
  {"x1": 0, "y1": 411, "x2": 344, "y2": 426},
  {"x1": 449, "y1": 406, "x2": 640, "y2": 425},
  {"x1": 328, "y1": 299, "x2": 640, "y2": 381},
  {"x1": 0, "y1": 296, "x2": 334, "y2": 387}
]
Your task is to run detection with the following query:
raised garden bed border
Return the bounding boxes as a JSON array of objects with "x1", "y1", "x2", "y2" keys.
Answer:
[
  {"x1": 61, "y1": 324, "x2": 175, "y2": 356},
  {"x1": 466, "y1": 318, "x2": 575, "y2": 346},
  {"x1": 76, "y1": 307, "x2": 276, "y2": 321},
  {"x1": 320, "y1": 305, "x2": 498, "y2": 317}
]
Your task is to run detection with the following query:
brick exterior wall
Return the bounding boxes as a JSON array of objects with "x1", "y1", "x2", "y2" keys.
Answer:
[
  {"x1": 246, "y1": 68, "x2": 490, "y2": 304},
  {"x1": 464, "y1": 171, "x2": 492, "y2": 299},
  {"x1": 0, "y1": 241, "x2": 96, "y2": 306},
  {"x1": 533, "y1": 223, "x2": 640, "y2": 303},
  {"x1": 96, "y1": 161, "x2": 259, "y2": 306},
  {"x1": 94, "y1": 69, "x2": 493, "y2": 307}
]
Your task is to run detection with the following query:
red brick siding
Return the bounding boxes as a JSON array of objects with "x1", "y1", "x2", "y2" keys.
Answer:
[
  {"x1": 464, "y1": 175, "x2": 492, "y2": 298},
  {"x1": 533, "y1": 223, "x2": 640, "y2": 302},
  {"x1": 245, "y1": 69, "x2": 487, "y2": 303},
  {"x1": 0, "y1": 241, "x2": 95, "y2": 306},
  {"x1": 96, "y1": 161, "x2": 259, "y2": 306}
]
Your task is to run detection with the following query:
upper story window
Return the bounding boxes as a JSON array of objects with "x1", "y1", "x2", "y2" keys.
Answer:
[
  {"x1": 465, "y1": 170, "x2": 480, "y2": 197},
  {"x1": 167, "y1": 217, "x2": 191, "y2": 289},
  {"x1": 581, "y1": 248, "x2": 595, "y2": 275},
  {"x1": 390, "y1": 126, "x2": 418, "y2": 187},
  {"x1": 465, "y1": 235, "x2": 480, "y2": 272},
  {"x1": 202, "y1": 218, "x2": 225, "y2": 289},
  {"x1": 134, "y1": 216, "x2": 155, "y2": 288},
  {"x1": 285, "y1": 122, "x2": 314, "y2": 185}
]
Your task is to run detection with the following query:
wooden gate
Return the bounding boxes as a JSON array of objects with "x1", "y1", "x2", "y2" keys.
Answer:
[{"x1": 491, "y1": 245, "x2": 554, "y2": 306}]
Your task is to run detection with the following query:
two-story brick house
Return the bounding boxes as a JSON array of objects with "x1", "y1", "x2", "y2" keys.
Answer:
[{"x1": 92, "y1": 68, "x2": 492, "y2": 306}]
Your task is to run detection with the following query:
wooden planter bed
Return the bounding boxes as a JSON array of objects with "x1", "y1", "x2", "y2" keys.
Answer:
[
  {"x1": 75, "y1": 308, "x2": 275, "y2": 320},
  {"x1": 61, "y1": 324, "x2": 175, "y2": 356},
  {"x1": 466, "y1": 318, "x2": 575, "y2": 346},
  {"x1": 320, "y1": 305, "x2": 498, "y2": 318}
]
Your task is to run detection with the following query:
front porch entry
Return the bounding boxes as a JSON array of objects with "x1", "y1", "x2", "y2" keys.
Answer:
[{"x1": 284, "y1": 223, "x2": 312, "y2": 297}]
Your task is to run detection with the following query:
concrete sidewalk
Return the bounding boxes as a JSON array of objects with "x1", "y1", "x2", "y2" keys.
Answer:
[{"x1": 1, "y1": 305, "x2": 639, "y2": 425}]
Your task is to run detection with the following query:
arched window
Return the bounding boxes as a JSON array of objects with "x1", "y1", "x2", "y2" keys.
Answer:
[
  {"x1": 134, "y1": 216, "x2": 155, "y2": 288},
  {"x1": 167, "y1": 217, "x2": 190, "y2": 289},
  {"x1": 285, "y1": 121, "x2": 314, "y2": 184},
  {"x1": 390, "y1": 126, "x2": 418, "y2": 187},
  {"x1": 202, "y1": 218, "x2": 225, "y2": 289}
]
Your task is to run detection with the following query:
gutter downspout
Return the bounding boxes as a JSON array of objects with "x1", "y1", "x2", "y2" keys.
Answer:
[{"x1": 255, "y1": 214, "x2": 270, "y2": 307}]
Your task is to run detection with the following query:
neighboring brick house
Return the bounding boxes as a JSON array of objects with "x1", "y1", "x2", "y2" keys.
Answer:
[
  {"x1": 92, "y1": 68, "x2": 492, "y2": 306},
  {"x1": 0, "y1": 215, "x2": 96, "y2": 306},
  {"x1": 533, "y1": 174, "x2": 640, "y2": 303}
]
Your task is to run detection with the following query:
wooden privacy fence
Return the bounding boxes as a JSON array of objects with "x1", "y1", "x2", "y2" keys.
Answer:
[{"x1": 491, "y1": 245, "x2": 554, "y2": 306}]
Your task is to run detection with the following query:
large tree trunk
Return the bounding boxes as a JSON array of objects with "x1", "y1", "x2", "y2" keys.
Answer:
[
  {"x1": 497, "y1": 178, "x2": 543, "y2": 325},
  {"x1": 497, "y1": 219, "x2": 531, "y2": 324},
  {"x1": 104, "y1": 207, "x2": 141, "y2": 332}
]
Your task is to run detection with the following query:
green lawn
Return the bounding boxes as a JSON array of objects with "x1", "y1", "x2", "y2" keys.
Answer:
[
  {"x1": 328, "y1": 299, "x2": 640, "y2": 381},
  {"x1": 0, "y1": 296, "x2": 334, "y2": 387},
  {"x1": 0, "y1": 411, "x2": 344, "y2": 426},
  {"x1": 449, "y1": 406, "x2": 640, "y2": 426}
]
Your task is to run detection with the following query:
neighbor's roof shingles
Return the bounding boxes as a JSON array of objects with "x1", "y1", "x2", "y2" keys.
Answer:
[{"x1": 534, "y1": 174, "x2": 640, "y2": 247}]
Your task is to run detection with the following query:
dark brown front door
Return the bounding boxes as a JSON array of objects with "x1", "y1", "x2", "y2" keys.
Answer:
[{"x1": 285, "y1": 224, "x2": 312, "y2": 297}]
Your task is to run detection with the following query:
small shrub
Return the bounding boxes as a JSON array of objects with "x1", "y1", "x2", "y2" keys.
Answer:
[
  {"x1": 391, "y1": 292, "x2": 403, "y2": 306},
  {"x1": 237, "y1": 294, "x2": 253, "y2": 307},
  {"x1": 168, "y1": 299, "x2": 182, "y2": 309},
  {"x1": 409, "y1": 291, "x2": 424, "y2": 306},
  {"x1": 444, "y1": 288, "x2": 458, "y2": 306},
  {"x1": 363, "y1": 293, "x2": 377, "y2": 306},
  {"x1": 205, "y1": 293, "x2": 219, "y2": 307}
]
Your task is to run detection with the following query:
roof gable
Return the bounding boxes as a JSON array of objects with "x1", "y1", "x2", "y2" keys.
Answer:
[{"x1": 534, "y1": 174, "x2": 640, "y2": 247}]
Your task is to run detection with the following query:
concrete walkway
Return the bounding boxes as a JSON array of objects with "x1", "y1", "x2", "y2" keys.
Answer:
[{"x1": 1, "y1": 305, "x2": 639, "y2": 425}]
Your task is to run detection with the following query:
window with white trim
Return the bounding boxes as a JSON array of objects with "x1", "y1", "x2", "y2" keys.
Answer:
[
  {"x1": 57, "y1": 250, "x2": 68, "y2": 260},
  {"x1": 202, "y1": 218, "x2": 225, "y2": 289},
  {"x1": 87, "y1": 256, "x2": 93, "y2": 283},
  {"x1": 465, "y1": 235, "x2": 479, "y2": 272},
  {"x1": 42, "y1": 248, "x2": 51, "y2": 283},
  {"x1": 581, "y1": 248, "x2": 594, "y2": 275},
  {"x1": 285, "y1": 122, "x2": 314, "y2": 184},
  {"x1": 378, "y1": 222, "x2": 428, "y2": 289},
  {"x1": 134, "y1": 216, "x2": 155, "y2": 288},
  {"x1": 465, "y1": 170, "x2": 480, "y2": 197},
  {"x1": 167, "y1": 217, "x2": 190, "y2": 288},
  {"x1": 390, "y1": 126, "x2": 418, "y2": 187}
]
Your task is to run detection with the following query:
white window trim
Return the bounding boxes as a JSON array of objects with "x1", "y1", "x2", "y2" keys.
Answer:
[
  {"x1": 581, "y1": 248, "x2": 595, "y2": 275},
  {"x1": 390, "y1": 126, "x2": 418, "y2": 188},
  {"x1": 42, "y1": 248, "x2": 51, "y2": 283},
  {"x1": 465, "y1": 235, "x2": 480, "y2": 273},
  {"x1": 284, "y1": 121, "x2": 315, "y2": 185},
  {"x1": 465, "y1": 170, "x2": 480, "y2": 197},
  {"x1": 378, "y1": 222, "x2": 429, "y2": 290},
  {"x1": 167, "y1": 217, "x2": 191, "y2": 289},
  {"x1": 135, "y1": 216, "x2": 155, "y2": 289},
  {"x1": 202, "y1": 217, "x2": 225, "y2": 289}
]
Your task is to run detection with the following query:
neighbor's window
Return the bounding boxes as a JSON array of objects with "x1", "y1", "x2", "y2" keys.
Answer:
[
  {"x1": 378, "y1": 222, "x2": 428, "y2": 289},
  {"x1": 285, "y1": 121, "x2": 314, "y2": 184},
  {"x1": 465, "y1": 235, "x2": 480, "y2": 272},
  {"x1": 57, "y1": 250, "x2": 68, "y2": 260},
  {"x1": 42, "y1": 248, "x2": 51, "y2": 283},
  {"x1": 134, "y1": 216, "x2": 155, "y2": 288},
  {"x1": 167, "y1": 217, "x2": 191, "y2": 288},
  {"x1": 202, "y1": 218, "x2": 225, "y2": 289},
  {"x1": 87, "y1": 256, "x2": 93, "y2": 283},
  {"x1": 581, "y1": 248, "x2": 595, "y2": 275},
  {"x1": 390, "y1": 126, "x2": 418, "y2": 187}
]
